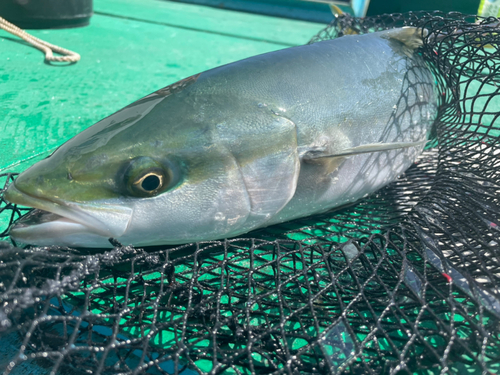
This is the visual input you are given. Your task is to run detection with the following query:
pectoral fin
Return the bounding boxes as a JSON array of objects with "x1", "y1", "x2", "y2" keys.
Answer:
[
  {"x1": 302, "y1": 152, "x2": 347, "y2": 175},
  {"x1": 303, "y1": 139, "x2": 428, "y2": 160}
]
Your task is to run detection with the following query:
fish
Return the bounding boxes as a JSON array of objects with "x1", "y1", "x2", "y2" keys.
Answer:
[{"x1": 4, "y1": 27, "x2": 438, "y2": 248}]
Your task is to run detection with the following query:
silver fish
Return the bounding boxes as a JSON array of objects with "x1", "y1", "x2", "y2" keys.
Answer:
[{"x1": 5, "y1": 27, "x2": 438, "y2": 248}]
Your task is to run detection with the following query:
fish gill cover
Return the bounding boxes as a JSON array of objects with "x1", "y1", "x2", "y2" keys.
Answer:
[{"x1": 0, "y1": 11, "x2": 499, "y2": 375}]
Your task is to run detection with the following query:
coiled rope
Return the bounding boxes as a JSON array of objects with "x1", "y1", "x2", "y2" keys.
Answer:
[{"x1": 0, "y1": 16, "x2": 80, "y2": 63}]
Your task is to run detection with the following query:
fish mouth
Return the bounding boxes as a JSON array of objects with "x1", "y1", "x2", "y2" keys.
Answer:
[{"x1": 4, "y1": 182, "x2": 133, "y2": 243}]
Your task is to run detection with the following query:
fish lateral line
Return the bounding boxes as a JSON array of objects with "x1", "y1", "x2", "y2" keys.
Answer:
[{"x1": 303, "y1": 139, "x2": 429, "y2": 160}]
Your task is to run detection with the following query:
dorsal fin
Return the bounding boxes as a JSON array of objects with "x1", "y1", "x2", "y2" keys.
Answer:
[{"x1": 380, "y1": 27, "x2": 428, "y2": 50}]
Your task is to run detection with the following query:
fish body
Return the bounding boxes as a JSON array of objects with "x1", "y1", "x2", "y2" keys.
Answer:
[{"x1": 5, "y1": 28, "x2": 438, "y2": 248}]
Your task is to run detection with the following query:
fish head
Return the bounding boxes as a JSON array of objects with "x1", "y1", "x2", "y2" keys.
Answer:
[{"x1": 5, "y1": 90, "x2": 252, "y2": 248}]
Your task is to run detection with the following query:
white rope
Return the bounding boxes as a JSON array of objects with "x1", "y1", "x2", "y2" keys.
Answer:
[{"x1": 0, "y1": 16, "x2": 80, "y2": 63}]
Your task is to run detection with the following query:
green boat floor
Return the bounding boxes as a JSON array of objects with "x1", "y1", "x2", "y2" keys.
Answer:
[{"x1": 0, "y1": 0, "x2": 324, "y2": 174}]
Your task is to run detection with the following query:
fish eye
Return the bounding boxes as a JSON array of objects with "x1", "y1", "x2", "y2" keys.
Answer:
[
  {"x1": 125, "y1": 157, "x2": 171, "y2": 197},
  {"x1": 136, "y1": 173, "x2": 163, "y2": 192}
]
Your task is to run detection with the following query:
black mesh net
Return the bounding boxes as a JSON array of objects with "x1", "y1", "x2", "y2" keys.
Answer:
[{"x1": 1, "y1": 11, "x2": 500, "y2": 375}]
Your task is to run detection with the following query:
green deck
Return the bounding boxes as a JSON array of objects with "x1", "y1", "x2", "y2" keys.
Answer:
[{"x1": 0, "y1": 0, "x2": 325, "y2": 174}]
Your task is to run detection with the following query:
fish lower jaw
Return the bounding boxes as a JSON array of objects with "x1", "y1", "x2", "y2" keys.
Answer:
[
  {"x1": 5, "y1": 182, "x2": 133, "y2": 243},
  {"x1": 9, "y1": 209, "x2": 109, "y2": 247}
]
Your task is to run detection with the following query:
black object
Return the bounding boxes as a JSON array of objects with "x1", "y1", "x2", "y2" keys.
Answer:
[
  {"x1": 1, "y1": 11, "x2": 500, "y2": 375},
  {"x1": 0, "y1": 0, "x2": 93, "y2": 29}
]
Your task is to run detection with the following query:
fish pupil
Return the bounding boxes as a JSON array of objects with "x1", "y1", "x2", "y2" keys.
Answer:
[{"x1": 142, "y1": 174, "x2": 161, "y2": 191}]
